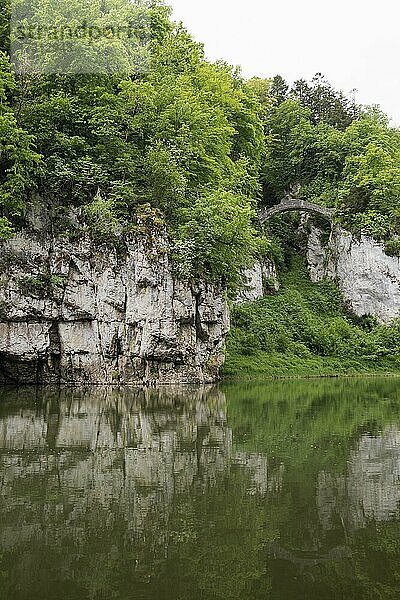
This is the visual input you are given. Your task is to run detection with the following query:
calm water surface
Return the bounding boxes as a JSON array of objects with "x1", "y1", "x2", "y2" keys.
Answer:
[{"x1": 1, "y1": 378, "x2": 400, "y2": 599}]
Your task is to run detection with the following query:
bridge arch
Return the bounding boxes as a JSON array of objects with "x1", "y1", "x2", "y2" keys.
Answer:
[{"x1": 259, "y1": 197, "x2": 335, "y2": 222}]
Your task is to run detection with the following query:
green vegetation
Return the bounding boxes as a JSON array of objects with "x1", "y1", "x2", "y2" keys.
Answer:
[
  {"x1": 16, "y1": 273, "x2": 67, "y2": 297},
  {"x1": 1, "y1": 0, "x2": 400, "y2": 377},
  {"x1": 0, "y1": 0, "x2": 266, "y2": 290},
  {"x1": 1, "y1": 0, "x2": 400, "y2": 280},
  {"x1": 224, "y1": 258, "x2": 400, "y2": 378},
  {"x1": 255, "y1": 74, "x2": 400, "y2": 245}
]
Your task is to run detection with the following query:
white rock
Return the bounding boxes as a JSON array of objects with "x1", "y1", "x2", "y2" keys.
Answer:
[
  {"x1": 235, "y1": 259, "x2": 279, "y2": 304},
  {"x1": 307, "y1": 225, "x2": 400, "y2": 323},
  {"x1": 0, "y1": 232, "x2": 230, "y2": 384}
]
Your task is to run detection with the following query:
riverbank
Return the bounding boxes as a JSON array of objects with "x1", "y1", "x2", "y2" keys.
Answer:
[{"x1": 222, "y1": 353, "x2": 400, "y2": 381}]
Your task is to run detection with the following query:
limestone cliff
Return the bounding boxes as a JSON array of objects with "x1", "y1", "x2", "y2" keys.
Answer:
[
  {"x1": 0, "y1": 231, "x2": 229, "y2": 385},
  {"x1": 307, "y1": 224, "x2": 400, "y2": 323},
  {"x1": 235, "y1": 258, "x2": 279, "y2": 304}
]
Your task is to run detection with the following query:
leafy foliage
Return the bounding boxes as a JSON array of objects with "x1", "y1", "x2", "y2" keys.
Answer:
[
  {"x1": 1, "y1": 0, "x2": 400, "y2": 290},
  {"x1": 0, "y1": 0, "x2": 266, "y2": 289},
  {"x1": 16, "y1": 273, "x2": 66, "y2": 297},
  {"x1": 174, "y1": 190, "x2": 267, "y2": 293},
  {"x1": 253, "y1": 75, "x2": 400, "y2": 246},
  {"x1": 0, "y1": 51, "x2": 41, "y2": 230},
  {"x1": 0, "y1": 215, "x2": 13, "y2": 240}
]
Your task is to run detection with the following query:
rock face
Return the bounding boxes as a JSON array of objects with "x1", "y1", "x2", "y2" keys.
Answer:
[
  {"x1": 307, "y1": 225, "x2": 400, "y2": 323},
  {"x1": 0, "y1": 231, "x2": 229, "y2": 385},
  {"x1": 235, "y1": 259, "x2": 279, "y2": 304}
]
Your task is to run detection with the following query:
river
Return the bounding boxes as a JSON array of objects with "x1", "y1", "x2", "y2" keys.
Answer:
[{"x1": 1, "y1": 378, "x2": 400, "y2": 599}]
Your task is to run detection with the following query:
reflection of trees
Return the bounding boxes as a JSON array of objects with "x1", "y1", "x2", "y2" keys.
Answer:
[{"x1": 224, "y1": 378, "x2": 400, "y2": 599}]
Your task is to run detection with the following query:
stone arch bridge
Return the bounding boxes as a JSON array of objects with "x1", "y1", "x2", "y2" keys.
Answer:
[{"x1": 259, "y1": 197, "x2": 335, "y2": 222}]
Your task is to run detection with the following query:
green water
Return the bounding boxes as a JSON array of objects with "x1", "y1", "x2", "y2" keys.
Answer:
[{"x1": 1, "y1": 378, "x2": 400, "y2": 599}]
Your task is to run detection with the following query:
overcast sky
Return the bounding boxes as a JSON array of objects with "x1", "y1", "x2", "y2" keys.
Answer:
[{"x1": 170, "y1": 0, "x2": 400, "y2": 125}]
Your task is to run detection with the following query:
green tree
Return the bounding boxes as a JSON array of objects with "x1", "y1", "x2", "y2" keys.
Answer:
[
  {"x1": 0, "y1": 52, "x2": 41, "y2": 239},
  {"x1": 175, "y1": 190, "x2": 267, "y2": 293},
  {"x1": 291, "y1": 73, "x2": 359, "y2": 129},
  {"x1": 269, "y1": 74, "x2": 289, "y2": 105}
]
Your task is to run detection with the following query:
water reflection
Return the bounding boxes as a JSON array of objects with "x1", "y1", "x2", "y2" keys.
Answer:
[
  {"x1": 318, "y1": 427, "x2": 400, "y2": 532},
  {"x1": 1, "y1": 379, "x2": 400, "y2": 599}
]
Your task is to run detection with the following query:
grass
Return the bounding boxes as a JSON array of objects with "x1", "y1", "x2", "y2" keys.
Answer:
[{"x1": 223, "y1": 352, "x2": 400, "y2": 380}]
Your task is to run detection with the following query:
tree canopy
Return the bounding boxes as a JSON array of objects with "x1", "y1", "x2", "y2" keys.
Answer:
[
  {"x1": 253, "y1": 75, "x2": 400, "y2": 247},
  {"x1": 1, "y1": 0, "x2": 400, "y2": 280},
  {"x1": 0, "y1": 0, "x2": 268, "y2": 288}
]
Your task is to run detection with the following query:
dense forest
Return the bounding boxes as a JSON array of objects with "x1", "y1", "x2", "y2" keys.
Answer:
[{"x1": 1, "y1": 0, "x2": 400, "y2": 375}]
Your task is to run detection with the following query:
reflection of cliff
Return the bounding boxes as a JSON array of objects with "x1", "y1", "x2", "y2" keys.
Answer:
[
  {"x1": 317, "y1": 428, "x2": 400, "y2": 531},
  {"x1": 348, "y1": 429, "x2": 400, "y2": 523},
  {"x1": 2, "y1": 387, "x2": 400, "y2": 544},
  {"x1": 0, "y1": 387, "x2": 274, "y2": 565},
  {"x1": 3, "y1": 385, "x2": 400, "y2": 598}
]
